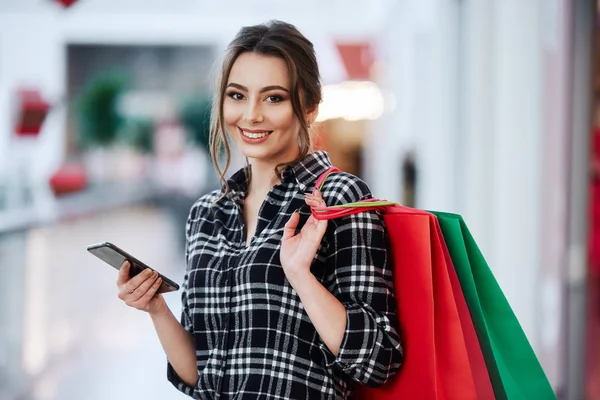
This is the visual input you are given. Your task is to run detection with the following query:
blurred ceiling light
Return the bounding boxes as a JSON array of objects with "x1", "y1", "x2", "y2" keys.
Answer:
[{"x1": 316, "y1": 81, "x2": 385, "y2": 122}]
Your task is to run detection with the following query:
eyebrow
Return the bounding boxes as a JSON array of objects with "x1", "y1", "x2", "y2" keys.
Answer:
[{"x1": 226, "y1": 83, "x2": 289, "y2": 93}]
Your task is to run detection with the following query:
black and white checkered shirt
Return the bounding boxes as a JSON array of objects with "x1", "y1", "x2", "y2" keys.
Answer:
[{"x1": 167, "y1": 151, "x2": 402, "y2": 399}]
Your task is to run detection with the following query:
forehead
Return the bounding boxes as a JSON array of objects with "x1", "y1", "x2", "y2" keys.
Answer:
[{"x1": 227, "y1": 52, "x2": 290, "y2": 88}]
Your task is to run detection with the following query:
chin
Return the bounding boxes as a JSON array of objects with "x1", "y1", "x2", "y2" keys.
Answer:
[
  {"x1": 234, "y1": 134, "x2": 297, "y2": 164},
  {"x1": 238, "y1": 145, "x2": 272, "y2": 161}
]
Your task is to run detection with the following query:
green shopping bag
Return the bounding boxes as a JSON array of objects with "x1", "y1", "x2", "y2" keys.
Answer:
[{"x1": 432, "y1": 211, "x2": 556, "y2": 400}]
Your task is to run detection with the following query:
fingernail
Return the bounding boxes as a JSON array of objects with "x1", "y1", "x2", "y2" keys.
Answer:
[
  {"x1": 294, "y1": 208, "x2": 300, "y2": 214},
  {"x1": 144, "y1": 269, "x2": 153, "y2": 275}
]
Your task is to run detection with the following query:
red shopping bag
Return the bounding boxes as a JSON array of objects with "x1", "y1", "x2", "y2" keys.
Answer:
[
  {"x1": 312, "y1": 168, "x2": 491, "y2": 400},
  {"x1": 435, "y1": 223, "x2": 495, "y2": 399}
]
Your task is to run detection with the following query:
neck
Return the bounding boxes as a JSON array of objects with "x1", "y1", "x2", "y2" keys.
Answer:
[
  {"x1": 245, "y1": 147, "x2": 302, "y2": 199},
  {"x1": 247, "y1": 160, "x2": 280, "y2": 198}
]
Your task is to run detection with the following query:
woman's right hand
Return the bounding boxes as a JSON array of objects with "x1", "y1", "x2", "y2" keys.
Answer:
[{"x1": 117, "y1": 261, "x2": 167, "y2": 315}]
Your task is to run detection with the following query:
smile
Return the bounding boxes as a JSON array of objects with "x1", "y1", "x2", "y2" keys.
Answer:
[{"x1": 238, "y1": 127, "x2": 273, "y2": 139}]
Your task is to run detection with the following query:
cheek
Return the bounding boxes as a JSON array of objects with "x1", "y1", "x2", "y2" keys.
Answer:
[
  {"x1": 268, "y1": 105, "x2": 297, "y2": 131},
  {"x1": 222, "y1": 101, "x2": 240, "y2": 126}
]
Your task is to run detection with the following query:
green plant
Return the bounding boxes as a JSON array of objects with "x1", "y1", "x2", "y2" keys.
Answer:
[
  {"x1": 119, "y1": 118, "x2": 154, "y2": 154},
  {"x1": 76, "y1": 70, "x2": 128, "y2": 148},
  {"x1": 178, "y1": 95, "x2": 211, "y2": 151}
]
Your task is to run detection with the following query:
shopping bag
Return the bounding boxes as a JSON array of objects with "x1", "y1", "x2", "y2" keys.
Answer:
[
  {"x1": 435, "y1": 222, "x2": 496, "y2": 399},
  {"x1": 432, "y1": 212, "x2": 557, "y2": 400},
  {"x1": 312, "y1": 168, "x2": 482, "y2": 399}
]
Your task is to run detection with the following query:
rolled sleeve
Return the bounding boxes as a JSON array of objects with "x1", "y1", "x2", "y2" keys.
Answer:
[
  {"x1": 320, "y1": 175, "x2": 403, "y2": 387},
  {"x1": 167, "y1": 208, "x2": 199, "y2": 397},
  {"x1": 166, "y1": 272, "x2": 198, "y2": 396}
]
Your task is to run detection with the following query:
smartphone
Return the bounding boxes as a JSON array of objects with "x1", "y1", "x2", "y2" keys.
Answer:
[{"x1": 87, "y1": 241, "x2": 180, "y2": 293}]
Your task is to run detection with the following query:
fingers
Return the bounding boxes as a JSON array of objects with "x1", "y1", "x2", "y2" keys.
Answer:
[
  {"x1": 127, "y1": 271, "x2": 160, "y2": 302},
  {"x1": 282, "y1": 189, "x2": 327, "y2": 242},
  {"x1": 116, "y1": 260, "x2": 163, "y2": 312},
  {"x1": 116, "y1": 260, "x2": 131, "y2": 285},
  {"x1": 118, "y1": 272, "x2": 161, "y2": 308},
  {"x1": 305, "y1": 191, "x2": 327, "y2": 220},
  {"x1": 118, "y1": 268, "x2": 155, "y2": 298},
  {"x1": 131, "y1": 277, "x2": 163, "y2": 308},
  {"x1": 304, "y1": 196, "x2": 324, "y2": 208},
  {"x1": 282, "y1": 209, "x2": 300, "y2": 241},
  {"x1": 304, "y1": 211, "x2": 328, "y2": 233},
  {"x1": 122, "y1": 268, "x2": 154, "y2": 292},
  {"x1": 303, "y1": 191, "x2": 328, "y2": 233},
  {"x1": 305, "y1": 189, "x2": 326, "y2": 208}
]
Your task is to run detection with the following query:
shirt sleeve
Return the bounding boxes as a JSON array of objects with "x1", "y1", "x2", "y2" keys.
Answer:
[
  {"x1": 166, "y1": 203, "x2": 199, "y2": 398},
  {"x1": 318, "y1": 173, "x2": 403, "y2": 387}
]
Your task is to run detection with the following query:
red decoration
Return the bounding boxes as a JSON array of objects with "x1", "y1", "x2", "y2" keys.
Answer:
[
  {"x1": 14, "y1": 89, "x2": 50, "y2": 137},
  {"x1": 49, "y1": 163, "x2": 88, "y2": 196},
  {"x1": 55, "y1": 0, "x2": 78, "y2": 8},
  {"x1": 335, "y1": 42, "x2": 375, "y2": 81}
]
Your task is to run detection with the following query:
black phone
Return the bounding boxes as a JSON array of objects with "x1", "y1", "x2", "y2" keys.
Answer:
[{"x1": 86, "y1": 241, "x2": 180, "y2": 293}]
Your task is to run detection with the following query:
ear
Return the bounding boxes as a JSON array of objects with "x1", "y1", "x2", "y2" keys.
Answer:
[{"x1": 306, "y1": 104, "x2": 319, "y2": 127}]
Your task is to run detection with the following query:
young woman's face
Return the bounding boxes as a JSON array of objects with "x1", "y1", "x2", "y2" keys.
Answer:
[{"x1": 223, "y1": 52, "x2": 303, "y2": 166}]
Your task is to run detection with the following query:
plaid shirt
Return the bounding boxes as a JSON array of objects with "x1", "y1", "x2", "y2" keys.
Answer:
[{"x1": 167, "y1": 151, "x2": 402, "y2": 399}]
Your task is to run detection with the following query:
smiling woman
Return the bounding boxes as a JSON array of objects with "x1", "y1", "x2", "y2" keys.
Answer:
[
  {"x1": 223, "y1": 52, "x2": 310, "y2": 175},
  {"x1": 209, "y1": 22, "x2": 323, "y2": 201},
  {"x1": 114, "y1": 20, "x2": 402, "y2": 400}
]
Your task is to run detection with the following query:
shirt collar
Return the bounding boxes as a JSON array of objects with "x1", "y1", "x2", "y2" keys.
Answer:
[
  {"x1": 225, "y1": 164, "x2": 250, "y2": 204},
  {"x1": 223, "y1": 150, "x2": 333, "y2": 203},
  {"x1": 282, "y1": 150, "x2": 333, "y2": 192}
]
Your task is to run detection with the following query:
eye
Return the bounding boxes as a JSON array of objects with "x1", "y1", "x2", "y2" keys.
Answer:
[
  {"x1": 266, "y1": 95, "x2": 284, "y2": 103},
  {"x1": 227, "y1": 92, "x2": 245, "y2": 101}
]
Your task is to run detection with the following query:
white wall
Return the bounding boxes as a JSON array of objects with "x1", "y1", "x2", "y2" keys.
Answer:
[
  {"x1": 0, "y1": 14, "x2": 66, "y2": 184},
  {"x1": 533, "y1": 0, "x2": 571, "y2": 388},
  {"x1": 487, "y1": 0, "x2": 544, "y2": 347}
]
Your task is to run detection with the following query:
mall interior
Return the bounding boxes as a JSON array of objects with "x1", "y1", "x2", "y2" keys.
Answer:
[{"x1": 0, "y1": 0, "x2": 599, "y2": 399}]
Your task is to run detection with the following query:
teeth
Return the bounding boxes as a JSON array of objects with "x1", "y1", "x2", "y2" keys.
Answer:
[{"x1": 242, "y1": 130, "x2": 270, "y2": 139}]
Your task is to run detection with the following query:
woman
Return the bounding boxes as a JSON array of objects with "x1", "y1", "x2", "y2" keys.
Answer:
[{"x1": 116, "y1": 20, "x2": 402, "y2": 399}]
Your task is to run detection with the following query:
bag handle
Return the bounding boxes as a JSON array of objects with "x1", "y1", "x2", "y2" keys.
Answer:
[
  {"x1": 314, "y1": 166, "x2": 341, "y2": 193},
  {"x1": 311, "y1": 167, "x2": 397, "y2": 220}
]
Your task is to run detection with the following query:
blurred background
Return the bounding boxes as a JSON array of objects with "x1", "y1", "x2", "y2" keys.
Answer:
[{"x1": 0, "y1": 0, "x2": 598, "y2": 399}]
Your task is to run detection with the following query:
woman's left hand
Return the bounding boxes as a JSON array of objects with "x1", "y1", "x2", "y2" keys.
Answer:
[{"x1": 280, "y1": 189, "x2": 328, "y2": 281}]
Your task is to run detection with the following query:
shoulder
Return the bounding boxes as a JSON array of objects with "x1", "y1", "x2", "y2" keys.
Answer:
[
  {"x1": 319, "y1": 171, "x2": 373, "y2": 207},
  {"x1": 187, "y1": 189, "x2": 223, "y2": 226}
]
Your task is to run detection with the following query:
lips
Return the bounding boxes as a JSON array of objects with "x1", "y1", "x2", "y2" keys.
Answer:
[{"x1": 238, "y1": 127, "x2": 273, "y2": 139}]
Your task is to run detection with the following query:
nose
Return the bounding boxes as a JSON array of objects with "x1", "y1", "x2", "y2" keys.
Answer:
[{"x1": 243, "y1": 100, "x2": 264, "y2": 124}]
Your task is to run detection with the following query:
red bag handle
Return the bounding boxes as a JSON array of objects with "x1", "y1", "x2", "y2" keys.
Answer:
[
  {"x1": 311, "y1": 167, "x2": 397, "y2": 220},
  {"x1": 314, "y1": 166, "x2": 341, "y2": 191}
]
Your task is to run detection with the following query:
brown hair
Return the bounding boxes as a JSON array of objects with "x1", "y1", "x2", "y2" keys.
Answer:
[{"x1": 209, "y1": 20, "x2": 322, "y2": 200}]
